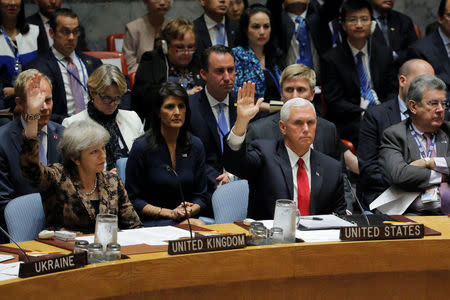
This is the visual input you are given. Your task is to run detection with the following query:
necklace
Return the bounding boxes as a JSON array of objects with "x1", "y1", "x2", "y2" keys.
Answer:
[{"x1": 81, "y1": 178, "x2": 98, "y2": 196}]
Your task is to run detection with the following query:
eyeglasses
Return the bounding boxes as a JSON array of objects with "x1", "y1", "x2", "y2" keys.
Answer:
[
  {"x1": 345, "y1": 17, "x2": 371, "y2": 25},
  {"x1": 98, "y1": 94, "x2": 122, "y2": 105},
  {"x1": 426, "y1": 100, "x2": 447, "y2": 109},
  {"x1": 171, "y1": 44, "x2": 196, "y2": 54},
  {"x1": 57, "y1": 28, "x2": 81, "y2": 37}
]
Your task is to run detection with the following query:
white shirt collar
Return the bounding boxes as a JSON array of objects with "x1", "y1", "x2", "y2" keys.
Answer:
[
  {"x1": 288, "y1": 10, "x2": 307, "y2": 23},
  {"x1": 397, "y1": 95, "x2": 408, "y2": 116},
  {"x1": 20, "y1": 116, "x2": 47, "y2": 134},
  {"x1": 204, "y1": 13, "x2": 225, "y2": 30},
  {"x1": 285, "y1": 145, "x2": 311, "y2": 172},
  {"x1": 438, "y1": 27, "x2": 450, "y2": 46},
  {"x1": 348, "y1": 40, "x2": 369, "y2": 58},
  {"x1": 205, "y1": 86, "x2": 229, "y2": 107},
  {"x1": 38, "y1": 12, "x2": 49, "y2": 24},
  {"x1": 52, "y1": 46, "x2": 76, "y2": 62}
]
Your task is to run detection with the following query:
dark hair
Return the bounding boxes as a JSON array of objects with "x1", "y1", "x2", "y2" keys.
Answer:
[
  {"x1": 438, "y1": 0, "x2": 448, "y2": 17},
  {"x1": 339, "y1": 0, "x2": 373, "y2": 22},
  {"x1": 147, "y1": 82, "x2": 192, "y2": 151},
  {"x1": 49, "y1": 8, "x2": 78, "y2": 32},
  {"x1": 235, "y1": 4, "x2": 281, "y2": 69},
  {"x1": 0, "y1": 1, "x2": 29, "y2": 34},
  {"x1": 201, "y1": 45, "x2": 235, "y2": 71}
]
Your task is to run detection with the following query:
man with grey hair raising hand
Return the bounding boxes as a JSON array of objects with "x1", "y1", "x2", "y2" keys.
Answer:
[{"x1": 223, "y1": 82, "x2": 346, "y2": 220}]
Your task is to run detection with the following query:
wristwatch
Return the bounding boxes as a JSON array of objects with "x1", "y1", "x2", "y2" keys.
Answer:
[
  {"x1": 423, "y1": 157, "x2": 431, "y2": 169},
  {"x1": 25, "y1": 113, "x2": 40, "y2": 121}
]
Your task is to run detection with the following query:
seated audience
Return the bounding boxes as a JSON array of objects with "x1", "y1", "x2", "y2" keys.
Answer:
[
  {"x1": 358, "y1": 59, "x2": 434, "y2": 207},
  {"x1": 62, "y1": 64, "x2": 144, "y2": 171},
  {"x1": 126, "y1": 82, "x2": 208, "y2": 227},
  {"x1": 20, "y1": 73, "x2": 141, "y2": 232},
  {"x1": 193, "y1": 0, "x2": 238, "y2": 56},
  {"x1": 26, "y1": 0, "x2": 89, "y2": 53},
  {"x1": 224, "y1": 83, "x2": 346, "y2": 219},
  {"x1": 122, "y1": 0, "x2": 171, "y2": 73},
  {"x1": 1, "y1": 0, "x2": 39, "y2": 108},
  {"x1": 232, "y1": 5, "x2": 283, "y2": 102},
  {"x1": 0, "y1": 69, "x2": 64, "y2": 242},
  {"x1": 132, "y1": 17, "x2": 203, "y2": 127},
  {"x1": 321, "y1": 0, "x2": 396, "y2": 146},
  {"x1": 380, "y1": 74, "x2": 449, "y2": 215},
  {"x1": 227, "y1": 0, "x2": 248, "y2": 21},
  {"x1": 408, "y1": 0, "x2": 450, "y2": 95},
  {"x1": 24, "y1": 8, "x2": 102, "y2": 124},
  {"x1": 370, "y1": 0, "x2": 418, "y2": 65}
]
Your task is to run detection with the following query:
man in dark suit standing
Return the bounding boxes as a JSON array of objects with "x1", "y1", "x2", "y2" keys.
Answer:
[
  {"x1": 25, "y1": 8, "x2": 102, "y2": 124},
  {"x1": 189, "y1": 45, "x2": 237, "y2": 213},
  {"x1": 379, "y1": 74, "x2": 449, "y2": 215},
  {"x1": 223, "y1": 83, "x2": 346, "y2": 219},
  {"x1": 25, "y1": 0, "x2": 89, "y2": 53},
  {"x1": 321, "y1": 0, "x2": 396, "y2": 146},
  {"x1": 194, "y1": 0, "x2": 238, "y2": 56},
  {"x1": 408, "y1": 0, "x2": 450, "y2": 95},
  {"x1": 0, "y1": 69, "x2": 64, "y2": 242},
  {"x1": 358, "y1": 59, "x2": 435, "y2": 207},
  {"x1": 370, "y1": 0, "x2": 418, "y2": 65}
]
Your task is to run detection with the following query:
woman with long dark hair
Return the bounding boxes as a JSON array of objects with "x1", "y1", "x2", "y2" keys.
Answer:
[{"x1": 126, "y1": 82, "x2": 207, "y2": 227}]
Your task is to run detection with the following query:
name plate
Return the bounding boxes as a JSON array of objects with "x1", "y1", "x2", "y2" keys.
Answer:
[
  {"x1": 19, "y1": 252, "x2": 87, "y2": 278},
  {"x1": 168, "y1": 234, "x2": 246, "y2": 255},
  {"x1": 340, "y1": 224, "x2": 424, "y2": 241}
]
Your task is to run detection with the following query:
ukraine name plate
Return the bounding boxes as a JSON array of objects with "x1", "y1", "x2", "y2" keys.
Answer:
[
  {"x1": 340, "y1": 224, "x2": 424, "y2": 241},
  {"x1": 168, "y1": 234, "x2": 247, "y2": 255},
  {"x1": 19, "y1": 252, "x2": 88, "y2": 278}
]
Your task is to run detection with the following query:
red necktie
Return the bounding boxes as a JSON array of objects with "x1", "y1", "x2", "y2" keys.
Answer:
[{"x1": 297, "y1": 158, "x2": 310, "y2": 216}]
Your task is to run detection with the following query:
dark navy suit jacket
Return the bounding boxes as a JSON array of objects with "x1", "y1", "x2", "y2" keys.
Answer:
[
  {"x1": 24, "y1": 50, "x2": 102, "y2": 123},
  {"x1": 0, "y1": 119, "x2": 64, "y2": 223},
  {"x1": 189, "y1": 90, "x2": 237, "y2": 194},
  {"x1": 223, "y1": 138, "x2": 346, "y2": 219}
]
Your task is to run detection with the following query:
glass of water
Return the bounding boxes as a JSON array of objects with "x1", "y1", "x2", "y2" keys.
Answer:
[
  {"x1": 273, "y1": 199, "x2": 297, "y2": 243},
  {"x1": 94, "y1": 214, "x2": 118, "y2": 251}
]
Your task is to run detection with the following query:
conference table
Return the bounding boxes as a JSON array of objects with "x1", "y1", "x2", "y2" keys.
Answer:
[{"x1": 0, "y1": 216, "x2": 449, "y2": 299}]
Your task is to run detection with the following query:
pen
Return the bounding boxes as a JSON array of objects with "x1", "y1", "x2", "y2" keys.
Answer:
[
  {"x1": 300, "y1": 217, "x2": 323, "y2": 221},
  {"x1": 383, "y1": 221, "x2": 416, "y2": 225}
]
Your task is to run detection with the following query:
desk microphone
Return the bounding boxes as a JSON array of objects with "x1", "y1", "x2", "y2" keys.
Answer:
[
  {"x1": 164, "y1": 164, "x2": 193, "y2": 239},
  {"x1": 344, "y1": 176, "x2": 370, "y2": 226},
  {"x1": 0, "y1": 225, "x2": 31, "y2": 262}
]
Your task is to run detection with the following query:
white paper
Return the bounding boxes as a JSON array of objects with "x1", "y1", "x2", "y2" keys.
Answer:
[
  {"x1": 297, "y1": 214, "x2": 355, "y2": 229},
  {"x1": 0, "y1": 262, "x2": 21, "y2": 282},
  {"x1": 296, "y1": 229, "x2": 341, "y2": 242},
  {"x1": 369, "y1": 186, "x2": 420, "y2": 214},
  {"x1": 0, "y1": 254, "x2": 14, "y2": 262}
]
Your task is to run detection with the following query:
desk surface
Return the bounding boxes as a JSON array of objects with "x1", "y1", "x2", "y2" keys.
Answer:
[{"x1": 0, "y1": 216, "x2": 449, "y2": 299}]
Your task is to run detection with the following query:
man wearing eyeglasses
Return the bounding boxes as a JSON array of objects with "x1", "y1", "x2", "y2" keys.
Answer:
[
  {"x1": 379, "y1": 74, "x2": 449, "y2": 215},
  {"x1": 320, "y1": 0, "x2": 396, "y2": 147},
  {"x1": 25, "y1": 8, "x2": 102, "y2": 123}
]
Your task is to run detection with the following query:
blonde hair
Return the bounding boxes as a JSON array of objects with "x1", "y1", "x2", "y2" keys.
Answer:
[
  {"x1": 160, "y1": 17, "x2": 195, "y2": 44},
  {"x1": 86, "y1": 64, "x2": 127, "y2": 95},
  {"x1": 280, "y1": 64, "x2": 316, "y2": 90},
  {"x1": 14, "y1": 69, "x2": 52, "y2": 100}
]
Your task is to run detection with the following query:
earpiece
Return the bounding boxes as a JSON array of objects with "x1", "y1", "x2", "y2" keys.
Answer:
[{"x1": 161, "y1": 40, "x2": 168, "y2": 55}]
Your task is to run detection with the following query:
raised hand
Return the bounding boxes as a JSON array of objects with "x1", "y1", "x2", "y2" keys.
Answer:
[
  {"x1": 233, "y1": 81, "x2": 264, "y2": 136},
  {"x1": 25, "y1": 73, "x2": 46, "y2": 115}
]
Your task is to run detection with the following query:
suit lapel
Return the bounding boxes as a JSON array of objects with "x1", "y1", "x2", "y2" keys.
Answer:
[
  {"x1": 48, "y1": 51, "x2": 68, "y2": 108},
  {"x1": 199, "y1": 15, "x2": 212, "y2": 49},
  {"x1": 225, "y1": 17, "x2": 235, "y2": 47},
  {"x1": 274, "y1": 141, "x2": 293, "y2": 200},
  {"x1": 46, "y1": 122, "x2": 60, "y2": 164},
  {"x1": 342, "y1": 42, "x2": 360, "y2": 90},
  {"x1": 387, "y1": 97, "x2": 402, "y2": 125},
  {"x1": 229, "y1": 93, "x2": 237, "y2": 127},
  {"x1": 10, "y1": 119, "x2": 24, "y2": 154},
  {"x1": 198, "y1": 90, "x2": 222, "y2": 151},
  {"x1": 309, "y1": 150, "x2": 322, "y2": 214},
  {"x1": 435, "y1": 128, "x2": 449, "y2": 157}
]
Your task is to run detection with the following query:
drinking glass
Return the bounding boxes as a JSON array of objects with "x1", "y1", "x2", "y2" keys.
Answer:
[
  {"x1": 273, "y1": 199, "x2": 297, "y2": 243},
  {"x1": 94, "y1": 214, "x2": 118, "y2": 251}
]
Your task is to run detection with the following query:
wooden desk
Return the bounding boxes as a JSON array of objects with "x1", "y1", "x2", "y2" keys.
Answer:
[{"x1": 0, "y1": 216, "x2": 449, "y2": 299}]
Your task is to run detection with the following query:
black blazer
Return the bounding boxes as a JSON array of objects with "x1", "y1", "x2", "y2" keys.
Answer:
[
  {"x1": 0, "y1": 119, "x2": 64, "y2": 220},
  {"x1": 223, "y1": 138, "x2": 346, "y2": 219},
  {"x1": 358, "y1": 97, "x2": 402, "y2": 206},
  {"x1": 246, "y1": 112, "x2": 342, "y2": 162},
  {"x1": 408, "y1": 30, "x2": 450, "y2": 91},
  {"x1": 25, "y1": 13, "x2": 89, "y2": 53},
  {"x1": 189, "y1": 90, "x2": 237, "y2": 194},
  {"x1": 193, "y1": 15, "x2": 238, "y2": 56},
  {"x1": 24, "y1": 51, "x2": 102, "y2": 123},
  {"x1": 372, "y1": 10, "x2": 418, "y2": 64},
  {"x1": 321, "y1": 40, "x2": 396, "y2": 143}
]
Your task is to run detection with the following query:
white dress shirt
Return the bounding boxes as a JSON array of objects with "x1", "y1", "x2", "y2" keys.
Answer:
[
  {"x1": 438, "y1": 27, "x2": 450, "y2": 58},
  {"x1": 204, "y1": 14, "x2": 228, "y2": 46},
  {"x1": 205, "y1": 86, "x2": 230, "y2": 132},
  {"x1": 52, "y1": 47, "x2": 89, "y2": 116},
  {"x1": 38, "y1": 12, "x2": 53, "y2": 47},
  {"x1": 397, "y1": 95, "x2": 408, "y2": 121}
]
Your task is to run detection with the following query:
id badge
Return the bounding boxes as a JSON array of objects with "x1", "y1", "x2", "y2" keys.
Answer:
[{"x1": 420, "y1": 187, "x2": 439, "y2": 204}]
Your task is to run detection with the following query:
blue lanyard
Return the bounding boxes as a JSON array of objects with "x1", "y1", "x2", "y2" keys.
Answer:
[
  {"x1": 56, "y1": 55, "x2": 87, "y2": 92},
  {"x1": 2, "y1": 28, "x2": 21, "y2": 75},
  {"x1": 409, "y1": 124, "x2": 435, "y2": 158},
  {"x1": 265, "y1": 68, "x2": 281, "y2": 94}
]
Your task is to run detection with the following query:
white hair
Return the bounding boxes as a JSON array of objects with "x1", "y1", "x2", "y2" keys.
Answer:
[{"x1": 280, "y1": 98, "x2": 316, "y2": 122}]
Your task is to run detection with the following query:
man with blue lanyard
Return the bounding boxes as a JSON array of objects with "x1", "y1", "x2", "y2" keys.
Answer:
[
  {"x1": 24, "y1": 8, "x2": 102, "y2": 123},
  {"x1": 380, "y1": 74, "x2": 450, "y2": 215}
]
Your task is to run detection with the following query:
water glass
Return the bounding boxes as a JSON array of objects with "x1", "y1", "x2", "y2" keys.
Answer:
[
  {"x1": 94, "y1": 214, "x2": 118, "y2": 251},
  {"x1": 105, "y1": 243, "x2": 121, "y2": 261},
  {"x1": 269, "y1": 227, "x2": 284, "y2": 244},
  {"x1": 273, "y1": 199, "x2": 297, "y2": 243},
  {"x1": 249, "y1": 225, "x2": 268, "y2": 246},
  {"x1": 74, "y1": 240, "x2": 89, "y2": 254}
]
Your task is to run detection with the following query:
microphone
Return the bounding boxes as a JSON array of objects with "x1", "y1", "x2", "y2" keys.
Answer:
[
  {"x1": 0, "y1": 225, "x2": 31, "y2": 262},
  {"x1": 164, "y1": 164, "x2": 193, "y2": 239},
  {"x1": 344, "y1": 175, "x2": 370, "y2": 226}
]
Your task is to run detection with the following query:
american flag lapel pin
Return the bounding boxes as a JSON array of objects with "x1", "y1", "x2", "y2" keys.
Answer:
[
  {"x1": 182, "y1": 153, "x2": 187, "y2": 157},
  {"x1": 53, "y1": 135, "x2": 58, "y2": 140},
  {"x1": 316, "y1": 171, "x2": 320, "y2": 176}
]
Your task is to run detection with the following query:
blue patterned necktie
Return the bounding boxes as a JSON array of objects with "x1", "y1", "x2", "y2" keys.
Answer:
[
  {"x1": 217, "y1": 102, "x2": 228, "y2": 151},
  {"x1": 39, "y1": 131, "x2": 47, "y2": 166},
  {"x1": 295, "y1": 16, "x2": 314, "y2": 69},
  {"x1": 355, "y1": 51, "x2": 377, "y2": 108},
  {"x1": 215, "y1": 24, "x2": 225, "y2": 45}
]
